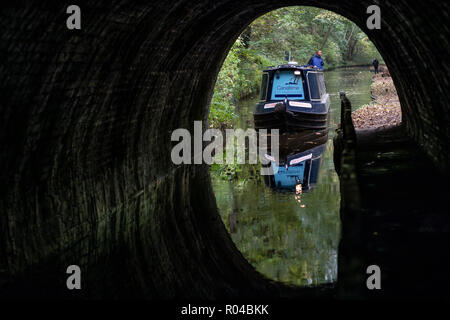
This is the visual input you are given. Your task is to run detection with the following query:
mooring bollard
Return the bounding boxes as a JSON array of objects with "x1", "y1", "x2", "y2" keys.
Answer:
[
  {"x1": 339, "y1": 91, "x2": 357, "y2": 151},
  {"x1": 336, "y1": 91, "x2": 366, "y2": 299}
]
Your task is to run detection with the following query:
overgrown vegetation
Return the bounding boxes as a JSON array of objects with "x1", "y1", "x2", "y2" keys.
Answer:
[{"x1": 208, "y1": 6, "x2": 382, "y2": 128}]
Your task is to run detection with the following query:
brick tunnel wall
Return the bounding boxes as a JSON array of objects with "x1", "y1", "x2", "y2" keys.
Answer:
[{"x1": 0, "y1": 1, "x2": 448, "y2": 298}]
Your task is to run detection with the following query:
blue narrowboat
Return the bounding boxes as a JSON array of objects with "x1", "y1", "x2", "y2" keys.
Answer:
[{"x1": 254, "y1": 62, "x2": 330, "y2": 130}]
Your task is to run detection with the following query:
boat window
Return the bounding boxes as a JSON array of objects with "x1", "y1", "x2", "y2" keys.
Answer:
[
  {"x1": 270, "y1": 70, "x2": 305, "y2": 100},
  {"x1": 317, "y1": 72, "x2": 326, "y2": 98},
  {"x1": 307, "y1": 72, "x2": 320, "y2": 100},
  {"x1": 260, "y1": 73, "x2": 269, "y2": 100}
]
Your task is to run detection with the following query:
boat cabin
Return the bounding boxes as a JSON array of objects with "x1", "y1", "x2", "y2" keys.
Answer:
[{"x1": 254, "y1": 62, "x2": 330, "y2": 130}]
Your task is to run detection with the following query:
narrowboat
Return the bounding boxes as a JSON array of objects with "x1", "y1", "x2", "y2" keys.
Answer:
[
  {"x1": 263, "y1": 130, "x2": 328, "y2": 192},
  {"x1": 254, "y1": 62, "x2": 330, "y2": 130}
]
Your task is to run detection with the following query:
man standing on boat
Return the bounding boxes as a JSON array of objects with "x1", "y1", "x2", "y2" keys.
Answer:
[{"x1": 306, "y1": 50, "x2": 324, "y2": 70}]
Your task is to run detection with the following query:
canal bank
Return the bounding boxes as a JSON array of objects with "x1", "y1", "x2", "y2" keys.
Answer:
[
  {"x1": 352, "y1": 70, "x2": 401, "y2": 129},
  {"x1": 334, "y1": 94, "x2": 450, "y2": 298}
]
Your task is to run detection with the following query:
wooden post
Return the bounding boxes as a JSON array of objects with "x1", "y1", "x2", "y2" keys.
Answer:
[{"x1": 336, "y1": 92, "x2": 366, "y2": 299}]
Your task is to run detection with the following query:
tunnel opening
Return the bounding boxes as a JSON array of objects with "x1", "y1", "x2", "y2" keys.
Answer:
[
  {"x1": 207, "y1": 6, "x2": 392, "y2": 288},
  {"x1": 0, "y1": 1, "x2": 449, "y2": 300}
]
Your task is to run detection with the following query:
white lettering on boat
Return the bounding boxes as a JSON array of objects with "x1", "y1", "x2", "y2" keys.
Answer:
[
  {"x1": 277, "y1": 86, "x2": 299, "y2": 91},
  {"x1": 289, "y1": 101, "x2": 312, "y2": 108},
  {"x1": 264, "y1": 103, "x2": 277, "y2": 109},
  {"x1": 289, "y1": 153, "x2": 313, "y2": 166}
]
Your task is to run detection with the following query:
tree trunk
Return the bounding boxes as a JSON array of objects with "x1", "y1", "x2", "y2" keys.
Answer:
[
  {"x1": 347, "y1": 37, "x2": 358, "y2": 60},
  {"x1": 320, "y1": 26, "x2": 332, "y2": 50},
  {"x1": 345, "y1": 24, "x2": 355, "y2": 45}
]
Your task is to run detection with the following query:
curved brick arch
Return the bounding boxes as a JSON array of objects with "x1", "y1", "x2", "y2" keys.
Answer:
[{"x1": 0, "y1": 1, "x2": 448, "y2": 298}]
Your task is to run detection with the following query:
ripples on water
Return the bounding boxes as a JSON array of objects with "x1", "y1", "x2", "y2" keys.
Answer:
[{"x1": 210, "y1": 67, "x2": 373, "y2": 286}]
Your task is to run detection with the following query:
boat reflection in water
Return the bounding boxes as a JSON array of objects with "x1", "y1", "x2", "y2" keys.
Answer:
[{"x1": 263, "y1": 129, "x2": 328, "y2": 194}]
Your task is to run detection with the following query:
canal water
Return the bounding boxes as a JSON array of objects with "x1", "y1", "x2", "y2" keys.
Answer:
[{"x1": 210, "y1": 67, "x2": 373, "y2": 287}]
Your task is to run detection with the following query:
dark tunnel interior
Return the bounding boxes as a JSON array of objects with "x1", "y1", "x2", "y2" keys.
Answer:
[{"x1": 0, "y1": 1, "x2": 449, "y2": 299}]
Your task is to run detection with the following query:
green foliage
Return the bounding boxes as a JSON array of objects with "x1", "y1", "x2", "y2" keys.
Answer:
[
  {"x1": 213, "y1": 39, "x2": 243, "y2": 101},
  {"x1": 209, "y1": 38, "x2": 275, "y2": 128},
  {"x1": 208, "y1": 95, "x2": 236, "y2": 129},
  {"x1": 323, "y1": 40, "x2": 343, "y2": 66},
  {"x1": 351, "y1": 36, "x2": 384, "y2": 64},
  {"x1": 210, "y1": 148, "x2": 261, "y2": 181}
]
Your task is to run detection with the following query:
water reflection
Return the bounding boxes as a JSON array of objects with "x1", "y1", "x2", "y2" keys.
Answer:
[
  {"x1": 211, "y1": 67, "x2": 373, "y2": 287},
  {"x1": 211, "y1": 127, "x2": 339, "y2": 286},
  {"x1": 263, "y1": 130, "x2": 328, "y2": 193}
]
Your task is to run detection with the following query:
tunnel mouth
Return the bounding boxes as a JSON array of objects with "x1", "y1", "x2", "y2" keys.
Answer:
[{"x1": 206, "y1": 5, "x2": 395, "y2": 288}]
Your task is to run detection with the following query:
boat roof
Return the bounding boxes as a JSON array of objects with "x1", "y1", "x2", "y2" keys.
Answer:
[{"x1": 263, "y1": 63, "x2": 322, "y2": 73}]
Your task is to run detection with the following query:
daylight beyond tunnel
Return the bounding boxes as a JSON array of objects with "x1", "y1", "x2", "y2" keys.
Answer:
[{"x1": 0, "y1": 1, "x2": 449, "y2": 298}]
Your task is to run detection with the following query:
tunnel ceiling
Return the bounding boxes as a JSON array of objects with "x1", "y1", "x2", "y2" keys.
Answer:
[{"x1": 0, "y1": 0, "x2": 449, "y2": 298}]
